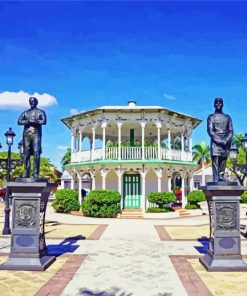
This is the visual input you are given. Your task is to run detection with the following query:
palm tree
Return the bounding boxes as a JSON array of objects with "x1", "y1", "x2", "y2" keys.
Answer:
[
  {"x1": 61, "y1": 148, "x2": 71, "y2": 171},
  {"x1": 192, "y1": 141, "x2": 211, "y2": 185}
]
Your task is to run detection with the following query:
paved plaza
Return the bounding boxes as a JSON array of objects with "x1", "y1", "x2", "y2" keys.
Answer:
[{"x1": 1, "y1": 203, "x2": 247, "y2": 295}]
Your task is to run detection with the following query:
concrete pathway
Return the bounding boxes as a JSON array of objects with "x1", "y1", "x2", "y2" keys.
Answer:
[{"x1": 1, "y1": 203, "x2": 247, "y2": 295}]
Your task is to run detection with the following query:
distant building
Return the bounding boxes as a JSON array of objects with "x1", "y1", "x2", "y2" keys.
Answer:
[{"x1": 61, "y1": 101, "x2": 201, "y2": 209}]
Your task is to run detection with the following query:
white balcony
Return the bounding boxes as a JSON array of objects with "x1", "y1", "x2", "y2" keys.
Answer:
[{"x1": 71, "y1": 147, "x2": 192, "y2": 163}]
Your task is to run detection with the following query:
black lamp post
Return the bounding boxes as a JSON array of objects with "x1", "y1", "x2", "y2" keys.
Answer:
[
  {"x1": 229, "y1": 133, "x2": 247, "y2": 184},
  {"x1": 0, "y1": 127, "x2": 24, "y2": 235},
  {"x1": 241, "y1": 133, "x2": 247, "y2": 176}
]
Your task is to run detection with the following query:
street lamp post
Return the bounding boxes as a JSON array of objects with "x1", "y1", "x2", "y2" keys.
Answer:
[
  {"x1": 229, "y1": 133, "x2": 247, "y2": 183},
  {"x1": 0, "y1": 127, "x2": 23, "y2": 235}
]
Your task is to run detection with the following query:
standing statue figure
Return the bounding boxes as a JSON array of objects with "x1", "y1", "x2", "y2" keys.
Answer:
[
  {"x1": 207, "y1": 97, "x2": 233, "y2": 183},
  {"x1": 18, "y1": 97, "x2": 47, "y2": 178}
]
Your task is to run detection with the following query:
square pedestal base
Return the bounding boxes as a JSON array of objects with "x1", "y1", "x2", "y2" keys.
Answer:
[
  {"x1": 0, "y1": 255, "x2": 56, "y2": 271},
  {"x1": 199, "y1": 252, "x2": 247, "y2": 272}
]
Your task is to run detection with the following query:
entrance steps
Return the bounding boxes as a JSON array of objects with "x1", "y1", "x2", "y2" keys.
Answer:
[
  {"x1": 120, "y1": 209, "x2": 144, "y2": 219},
  {"x1": 178, "y1": 209, "x2": 191, "y2": 217}
]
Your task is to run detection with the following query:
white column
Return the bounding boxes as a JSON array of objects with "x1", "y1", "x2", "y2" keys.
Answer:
[
  {"x1": 189, "y1": 135, "x2": 193, "y2": 153},
  {"x1": 61, "y1": 180, "x2": 65, "y2": 189},
  {"x1": 102, "y1": 123, "x2": 106, "y2": 160},
  {"x1": 79, "y1": 131, "x2": 82, "y2": 152},
  {"x1": 156, "y1": 169, "x2": 162, "y2": 193},
  {"x1": 117, "y1": 169, "x2": 124, "y2": 209},
  {"x1": 100, "y1": 169, "x2": 108, "y2": 190},
  {"x1": 91, "y1": 174, "x2": 96, "y2": 190},
  {"x1": 71, "y1": 133, "x2": 75, "y2": 153},
  {"x1": 92, "y1": 127, "x2": 96, "y2": 161},
  {"x1": 181, "y1": 176, "x2": 186, "y2": 207},
  {"x1": 77, "y1": 173, "x2": 82, "y2": 204},
  {"x1": 140, "y1": 172, "x2": 147, "y2": 210},
  {"x1": 117, "y1": 123, "x2": 122, "y2": 160},
  {"x1": 156, "y1": 122, "x2": 162, "y2": 160},
  {"x1": 189, "y1": 174, "x2": 194, "y2": 193},
  {"x1": 141, "y1": 122, "x2": 146, "y2": 160},
  {"x1": 181, "y1": 132, "x2": 184, "y2": 152},
  {"x1": 167, "y1": 128, "x2": 171, "y2": 159},
  {"x1": 168, "y1": 176, "x2": 172, "y2": 192}
]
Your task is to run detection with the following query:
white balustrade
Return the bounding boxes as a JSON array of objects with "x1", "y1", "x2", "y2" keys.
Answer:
[
  {"x1": 121, "y1": 147, "x2": 142, "y2": 160},
  {"x1": 93, "y1": 148, "x2": 103, "y2": 160},
  {"x1": 145, "y1": 147, "x2": 158, "y2": 159},
  {"x1": 105, "y1": 147, "x2": 118, "y2": 160},
  {"x1": 161, "y1": 148, "x2": 168, "y2": 160},
  {"x1": 71, "y1": 147, "x2": 193, "y2": 162}
]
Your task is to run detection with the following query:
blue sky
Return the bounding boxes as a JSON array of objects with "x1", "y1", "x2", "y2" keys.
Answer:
[{"x1": 0, "y1": 1, "x2": 247, "y2": 169}]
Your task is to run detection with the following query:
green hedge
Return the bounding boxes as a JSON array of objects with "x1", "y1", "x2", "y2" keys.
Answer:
[
  {"x1": 185, "y1": 204, "x2": 199, "y2": 210},
  {"x1": 52, "y1": 189, "x2": 80, "y2": 213},
  {"x1": 82, "y1": 189, "x2": 121, "y2": 217},
  {"x1": 241, "y1": 191, "x2": 247, "y2": 203},
  {"x1": 146, "y1": 207, "x2": 174, "y2": 213},
  {"x1": 148, "y1": 192, "x2": 176, "y2": 208},
  {"x1": 187, "y1": 190, "x2": 206, "y2": 206}
]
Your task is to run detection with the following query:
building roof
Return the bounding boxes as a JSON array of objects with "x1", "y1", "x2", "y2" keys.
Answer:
[
  {"x1": 61, "y1": 170, "x2": 72, "y2": 180},
  {"x1": 61, "y1": 101, "x2": 202, "y2": 129},
  {"x1": 194, "y1": 164, "x2": 212, "y2": 176}
]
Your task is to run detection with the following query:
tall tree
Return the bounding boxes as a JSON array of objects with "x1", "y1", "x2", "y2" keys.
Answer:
[
  {"x1": 0, "y1": 152, "x2": 58, "y2": 185},
  {"x1": 192, "y1": 141, "x2": 211, "y2": 185},
  {"x1": 61, "y1": 148, "x2": 71, "y2": 171}
]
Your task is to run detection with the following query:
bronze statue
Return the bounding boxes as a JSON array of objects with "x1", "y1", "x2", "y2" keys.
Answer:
[
  {"x1": 207, "y1": 98, "x2": 233, "y2": 183},
  {"x1": 18, "y1": 97, "x2": 47, "y2": 178}
]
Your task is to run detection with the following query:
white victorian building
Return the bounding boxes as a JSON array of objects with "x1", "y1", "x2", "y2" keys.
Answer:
[{"x1": 61, "y1": 101, "x2": 201, "y2": 209}]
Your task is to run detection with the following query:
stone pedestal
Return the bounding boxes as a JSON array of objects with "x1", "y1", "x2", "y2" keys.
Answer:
[
  {"x1": 199, "y1": 184, "x2": 247, "y2": 271},
  {"x1": 0, "y1": 179, "x2": 56, "y2": 271}
]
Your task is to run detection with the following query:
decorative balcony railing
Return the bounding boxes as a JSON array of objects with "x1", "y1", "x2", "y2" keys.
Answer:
[{"x1": 71, "y1": 147, "x2": 192, "y2": 163}]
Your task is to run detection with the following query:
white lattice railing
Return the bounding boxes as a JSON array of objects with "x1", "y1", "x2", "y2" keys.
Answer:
[
  {"x1": 105, "y1": 147, "x2": 118, "y2": 160},
  {"x1": 121, "y1": 147, "x2": 142, "y2": 159},
  {"x1": 145, "y1": 147, "x2": 158, "y2": 159},
  {"x1": 71, "y1": 147, "x2": 192, "y2": 162}
]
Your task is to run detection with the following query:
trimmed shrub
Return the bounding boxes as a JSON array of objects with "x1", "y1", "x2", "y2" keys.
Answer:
[
  {"x1": 241, "y1": 191, "x2": 247, "y2": 203},
  {"x1": 187, "y1": 190, "x2": 206, "y2": 206},
  {"x1": 82, "y1": 189, "x2": 121, "y2": 217},
  {"x1": 185, "y1": 204, "x2": 199, "y2": 210},
  {"x1": 52, "y1": 189, "x2": 80, "y2": 213},
  {"x1": 148, "y1": 192, "x2": 176, "y2": 208},
  {"x1": 146, "y1": 207, "x2": 174, "y2": 213}
]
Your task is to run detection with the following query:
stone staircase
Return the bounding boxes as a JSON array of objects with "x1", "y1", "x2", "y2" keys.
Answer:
[
  {"x1": 178, "y1": 209, "x2": 191, "y2": 217},
  {"x1": 120, "y1": 209, "x2": 144, "y2": 219}
]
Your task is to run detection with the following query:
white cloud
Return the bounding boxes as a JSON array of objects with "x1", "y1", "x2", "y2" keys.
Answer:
[
  {"x1": 57, "y1": 145, "x2": 69, "y2": 151},
  {"x1": 70, "y1": 108, "x2": 85, "y2": 115},
  {"x1": 163, "y1": 93, "x2": 176, "y2": 101},
  {"x1": 0, "y1": 91, "x2": 57, "y2": 109}
]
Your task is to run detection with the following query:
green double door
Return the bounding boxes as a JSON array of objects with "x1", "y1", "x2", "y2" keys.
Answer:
[{"x1": 123, "y1": 173, "x2": 141, "y2": 209}]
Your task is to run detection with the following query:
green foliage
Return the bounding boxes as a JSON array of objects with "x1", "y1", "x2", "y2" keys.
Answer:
[
  {"x1": 146, "y1": 207, "x2": 174, "y2": 213},
  {"x1": 148, "y1": 192, "x2": 176, "y2": 208},
  {"x1": 61, "y1": 148, "x2": 71, "y2": 171},
  {"x1": 240, "y1": 191, "x2": 247, "y2": 203},
  {"x1": 0, "y1": 152, "x2": 23, "y2": 185},
  {"x1": 0, "y1": 151, "x2": 58, "y2": 185},
  {"x1": 187, "y1": 190, "x2": 206, "y2": 205},
  {"x1": 82, "y1": 190, "x2": 121, "y2": 217},
  {"x1": 185, "y1": 204, "x2": 199, "y2": 209},
  {"x1": 52, "y1": 189, "x2": 80, "y2": 213},
  {"x1": 192, "y1": 141, "x2": 210, "y2": 165}
]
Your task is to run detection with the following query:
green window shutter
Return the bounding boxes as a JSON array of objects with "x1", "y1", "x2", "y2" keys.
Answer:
[{"x1": 130, "y1": 129, "x2": 135, "y2": 147}]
